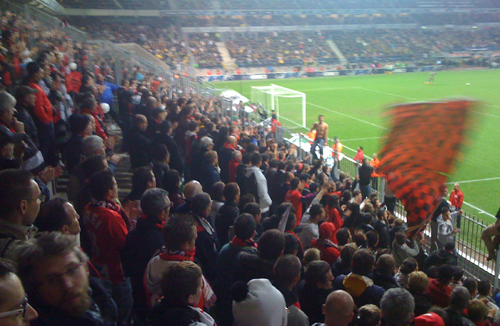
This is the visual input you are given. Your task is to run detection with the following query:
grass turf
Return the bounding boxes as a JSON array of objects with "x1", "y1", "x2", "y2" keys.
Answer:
[{"x1": 216, "y1": 69, "x2": 500, "y2": 225}]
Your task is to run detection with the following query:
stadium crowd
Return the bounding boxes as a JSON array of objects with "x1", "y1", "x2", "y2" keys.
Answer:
[{"x1": 4, "y1": 6, "x2": 500, "y2": 326}]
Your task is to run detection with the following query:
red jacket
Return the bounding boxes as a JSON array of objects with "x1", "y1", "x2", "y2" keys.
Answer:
[
  {"x1": 28, "y1": 80, "x2": 54, "y2": 125},
  {"x1": 228, "y1": 158, "x2": 240, "y2": 183},
  {"x1": 65, "y1": 71, "x2": 82, "y2": 93},
  {"x1": 83, "y1": 200, "x2": 128, "y2": 284},
  {"x1": 426, "y1": 278, "x2": 452, "y2": 308},
  {"x1": 450, "y1": 190, "x2": 464, "y2": 209},
  {"x1": 326, "y1": 207, "x2": 343, "y2": 235},
  {"x1": 354, "y1": 149, "x2": 364, "y2": 164},
  {"x1": 311, "y1": 239, "x2": 340, "y2": 266},
  {"x1": 285, "y1": 189, "x2": 303, "y2": 225}
]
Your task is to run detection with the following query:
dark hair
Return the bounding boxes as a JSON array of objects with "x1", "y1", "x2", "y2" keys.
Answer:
[
  {"x1": 274, "y1": 255, "x2": 301, "y2": 287},
  {"x1": 284, "y1": 233, "x2": 299, "y2": 255},
  {"x1": 162, "y1": 214, "x2": 197, "y2": 251},
  {"x1": 342, "y1": 190, "x2": 352, "y2": 202},
  {"x1": 242, "y1": 153, "x2": 252, "y2": 165},
  {"x1": 304, "y1": 260, "x2": 331, "y2": 285},
  {"x1": 223, "y1": 183, "x2": 240, "y2": 203},
  {"x1": 160, "y1": 261, "x2": 202, "y2": 305},
  {"x1": 238, "y1": 194, "x2": 255, "y2": 211},
  {"x1": 141, "y1": 188, "x2": 169, "y2": 218},
  {"x1": 234, "y1": 214, "x2": 256, "y2": 240},
  {"x1": 452, "y1": 267, "x2": 464, "y2": 282},
  {"x1": 290, "y1": 177, "x2": 300, "y2": 190},
  {"x1": 89, "y1": 170, "x2": 115, "y2": 201},
  {"x1": 191, "y1": 193, "x2": 211, "y2": 215},
  {"x1": 309, "y1": 204, "x2": 324, "y2": 220},
  {"x1": 463, "y1": 278, "x2": 477, "y2": 297},
  {"x1": 340, "y1": 246, "x2": 356, "y2": 267},
  {"x1": 69, "y1": 114, "x2": 91, "y2": 134},
  {"x1": 164, "y1": 170, "x2": 181, "y2": 193},
  {"x1": 477, "y1": 280, "x2": 491, "y2": 296},
  {"x1": 395, "y1": 231, "x2": 407, "y2": 246},
  {"x1": 210, "y1": 182, "x2": 225, "y2": 202},
  {"x1": 437, "y1": 264, "x2": 455, "y2": 284},
  {"x1": 36, "y1": 198, "x2": 72, "y2": 232},
  {"x1": 375, "y1": 254, "x2": 395, "y2": 275},
  {"x1": 258, "y1": 229, "x2": 285, "y2": 260},
  {"x1": 0, "y1": 169, "x2": 34, "y2": 217},
  {"x1": 251, "y1": 153, "x2": 262, "y2": 166},
  {"x1": 366, "y1": 230, "x2": 379, "y2": 249},
  {"x1": 400, "y1": 258, "x2": 418, "y2": 275},
  {"x1": 81, "y1": 155, "x2": 107, "y2": 180},
  {"x1": 285, "y1": 213, "x2": 297, "y2": 232},
  {"x1": 352, "y1": 249, "x2": 375, "y2": 276},
  {"x1": 151, "y1": 143, "x2": 169, "y2": 162},
  {"x1": 126, "y1": 167, "x2": 154, "y2": 201},
  {"x1": 336, "y1": 228, "x2": 350, "y2": 246},
  {"x1": 243, "y1": 202, "x2": 260, "y2": 217}
]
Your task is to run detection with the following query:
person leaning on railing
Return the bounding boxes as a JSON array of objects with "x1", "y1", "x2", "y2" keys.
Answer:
[{"x1": 481, "y1": 208, "x2": 500, "y2": 261}]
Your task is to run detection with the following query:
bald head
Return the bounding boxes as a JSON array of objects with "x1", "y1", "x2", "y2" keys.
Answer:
[
  {"x1": 323, "y1": 290, "x2": 355, "y2": 326},
  {"x1": 228, "y1": 135, "x2": 237, "y2": 146},
  {"x1": 147, "y1": 96, "x2": 158, "y2": 109},
  {"x1": 183, "y1": 180, "x2": 203, "y2": 200}
]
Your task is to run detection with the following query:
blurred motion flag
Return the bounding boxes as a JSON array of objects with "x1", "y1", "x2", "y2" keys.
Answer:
[{"x1": 379, "y1": 100, "x2": 477, "y2": 238}]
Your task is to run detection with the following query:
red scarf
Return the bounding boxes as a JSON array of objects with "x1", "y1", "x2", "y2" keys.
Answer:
[
  {"x1": 159, "y1": 249, "x2": 196, "y2": 262},
  {"x1": 231, "y1": 236, "x2": 257, "y2": 248},
  {"x1": 223, "y1": 142, "x2": 236, "y2": 150}
]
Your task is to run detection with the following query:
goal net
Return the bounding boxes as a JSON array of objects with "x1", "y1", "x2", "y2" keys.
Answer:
[{"x1": 251, "y1": 84, "x2": 306, "y2": 129}]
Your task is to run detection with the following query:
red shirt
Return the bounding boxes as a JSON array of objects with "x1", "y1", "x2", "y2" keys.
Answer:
[
  {"x1": 228, "y1": 158, "x2": 240, "y2": 183},
  {"x1": 83, "y1": 202, "x2": 128, "y2": 284},
  {"x1": 450, "y1": 189, "x2": 464, "y2": 209},
  {"x1": 285, "y1": 189, "x2": 303, "y2": 225},
  {"x1": 28, "y1": 80, "x2": 54, "y2": 125},
  {"x1": 65, "y1": 71, "x2": 82, "y2": 93},
  {"x1": 354, "y1": 149, "x2": 364, "y2": 164}
]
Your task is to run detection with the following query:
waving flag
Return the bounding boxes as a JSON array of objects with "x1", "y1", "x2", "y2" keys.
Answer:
[{"x1": 379, "y1": 100, "x2": 478, "y2": 238}]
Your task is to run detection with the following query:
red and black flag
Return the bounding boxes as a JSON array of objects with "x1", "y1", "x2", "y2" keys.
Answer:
[{"x1": 378, "y1": 100, "x2": 477, "y2": 238}]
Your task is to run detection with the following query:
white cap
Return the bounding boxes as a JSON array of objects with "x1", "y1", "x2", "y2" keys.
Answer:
[
  {"x1": 232, "y1": 279, "x2": 288, "y2": 326},
  {"x1": 100, "y1": 103, "x2": 110, "y2": 114}
]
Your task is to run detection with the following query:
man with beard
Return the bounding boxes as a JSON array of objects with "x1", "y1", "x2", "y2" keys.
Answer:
[{"x1": 17, "y1": 232, "x2": 104, "y2": 326}]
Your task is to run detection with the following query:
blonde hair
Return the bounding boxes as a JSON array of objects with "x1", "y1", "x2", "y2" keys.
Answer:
[
  {"x1": 303, "y1": 248, "x2": 321, "y2": 266},
  {"x1": 408, "y1": 271, "x2": 430, "y2": 294}
]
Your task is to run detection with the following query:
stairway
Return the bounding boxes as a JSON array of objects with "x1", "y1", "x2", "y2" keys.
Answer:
[
  {"x1": 326, "y1": 39, "x2": 348, "y2": 66},
  {"x1": 216, "y1": 42, "x2": 234, "y2": 69}
]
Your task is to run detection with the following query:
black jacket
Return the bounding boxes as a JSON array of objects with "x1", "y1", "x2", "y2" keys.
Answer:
[
  {"x1": 15, "y1": 104, "x2": 39, "y2": 147},
  {"x1": 424, "y1": 249, "x2": 458, "y2": 272},
  {"x1": 297, "y1": 281, "x2": 332, "y2": 324},
  {"x1": 121, "y1": 217, "x2": 164, "y2": 317},
  {"x1": 235, "y1": 250, "x2": 276, "y2": 284},
  {"x1": 192, "y1": 213, "x2": 219, "y2": 284},
  {"x1": 153, "y1": 132, "x2": 183, "y2": 175},
  {"x1": 358, "y1": 164, "x2": 373, "y2": 186},
  {"x1": 151, "y1": 161, "x2": 169, "y2": 190},
  {"x1": 372, "y1": 269, "x2": 399, "y2": 291},
  {"x1": 148, "y1": 302, "x2": 201, "y2": 326},
  {"x1": 129, "y1": 127, "x2": 152, "y2": 169},
  {"x1": 215, "y1": 201, "x2": 239, "y2": 249},
  {"x1": 65, "y1": 134, "x2": 84, "y2": 175}
]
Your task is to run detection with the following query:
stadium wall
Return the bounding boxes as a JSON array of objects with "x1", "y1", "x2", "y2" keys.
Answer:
[{"x1": 197, "y1": 65, "x2": 441, "y2": 82}]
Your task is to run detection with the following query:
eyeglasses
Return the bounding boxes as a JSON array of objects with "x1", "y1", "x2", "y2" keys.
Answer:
[
  {"x1": 0, "y1": 296, "x2": 28, "y2": 319},
  {"x1": 27, "y1": 194, "x2": 46, "y2": 203},
  {"x1": 38, "y1": 262, "x2": 85, "y2": 287}
]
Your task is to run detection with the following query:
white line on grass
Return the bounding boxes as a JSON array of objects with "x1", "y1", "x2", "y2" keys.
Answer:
[
  {"x1": 461, "y1": 201, "x2": 495, "y2": 218},
  {"x1": 300, "y1": 87, "x2": 359, "y2": 92},
  {"x1": 308, "y1": 102, "x2": 390, "y2": 131},
  {"x1": 341, "y1": 136, "x2": 384, "y2": 142},
  {"x1": 446, "y1": 177, "x2": 500, "y2": 184}
]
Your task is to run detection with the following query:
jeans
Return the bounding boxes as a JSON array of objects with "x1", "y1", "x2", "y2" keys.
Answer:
[
  {"x1": 311, "y1": 138, "x2": 325, "y2": 160},
  {"x1": 103, "y1": 278, "x2": 134, "y2": 326},
  {"x1": 360, "y1": 184, "x2": 372, "y2": 200}
]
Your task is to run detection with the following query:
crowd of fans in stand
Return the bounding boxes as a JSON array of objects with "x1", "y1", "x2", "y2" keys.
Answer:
[{"x1": 4, "y1": 7, "x2": 500, "y2": 326}]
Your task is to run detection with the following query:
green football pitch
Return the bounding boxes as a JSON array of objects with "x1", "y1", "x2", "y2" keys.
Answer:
[{"x1": 216, "y1": 69, "x2": 500, "y2": 224}]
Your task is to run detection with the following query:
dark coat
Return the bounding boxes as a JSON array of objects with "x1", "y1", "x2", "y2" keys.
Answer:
[
  {"x1": 297, "y1": 281, "x2": 332, "y2": 324},
  {"x1": 200, "y1": 163, "x2": 220, "y2": 193},
  {"x1": 424, "y1": 249, "x2": 458, "y2": 272},
  {"x1": 129, "y1": 127, "x2": 152, "y2": 169},
  {"x1": 153, "y1": 132, "x2": 183, "y2": 175},
  {"x1": 235, "y1": 250, "x2": 276, "y2": 284},
  {"x1": 411, "y1": 291, "x2": 433, "y2": 317},
  {"x1": 65, "y1": 134, "x2": 84, "y2": 175},
  {"x1": 15, "y1": 104, "x2": 39, "y2": 147},
  {"x1": 372, "y1": 270, "x2": 399, "y2": 291},
  {"x1": 30, "y1": 301, "x2": 104, "y2": 326},
  {"x1": 192, "y1": 213, "x2": 219, "y2": 284},
  {"x1": 218, "y1": 146, "x2": 234, "y2": 183},
  {"x1": 151, "y1": 161, "x2": 169, "y2": 190},
  {"x1": 121, "y1": 217, "x2": 164, "y2": 318},
  {"x1": 148, "y1": 302, "x2": 201, "y2": 326},
  {"x1": 215, "y1": 201, "x2": 239, "y2": 249}
]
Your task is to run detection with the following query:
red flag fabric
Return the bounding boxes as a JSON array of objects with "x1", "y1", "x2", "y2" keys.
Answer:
[{"x1": 379, "y1": 100, "x2": 477, "y2": 237}]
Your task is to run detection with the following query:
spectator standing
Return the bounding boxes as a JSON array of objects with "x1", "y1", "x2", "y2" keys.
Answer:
[
  {"x1": 449, "y1": 183, "x2": 464, "y2": 228},
  {"x1": 311, "y1": 290, "x2": 355, "y2": 326},
  {"x1": 0, "y1": 169, "x2": 40, "y2": 260},
  {"x1": 309, "y1": 115, "x2": 328, "y2": 160},
  {"x1": 129, "y1": 114, "x2": 152, "y2": 169},
  {"x1": 299, "y1": 260, "x2": 334, "y2": 324},
  {"x1": 380, "y1": 288, "x2": 415, "y2": 326},
  {"x1": 82, "y1": 170, "x2": 133, "y2": 325},
  {"x1": 245, "y1": 153, "x2": 272, "y2": 215},
  {"x1": 426, "y1": 264, "x2": 454, "y2": 308},
  {"x1": 357, "y1": 158, "x2": 373, "y2": 200},
  {"x1": 215, "y1": 183, "x2": 240, "y2": 249}
]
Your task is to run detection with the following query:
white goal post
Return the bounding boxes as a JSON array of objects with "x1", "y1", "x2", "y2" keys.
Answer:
[{"x1": 250, "y1": 84, "x2": 306, "y2": 128}]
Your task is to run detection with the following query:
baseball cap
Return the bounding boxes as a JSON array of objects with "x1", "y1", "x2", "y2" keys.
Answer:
[
  {"x1": 414, "y1": 313, "x2": 445, "y2": 326},
  {"x1": 319, "y1": 222, "x2": 336, "y2": 239}
]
